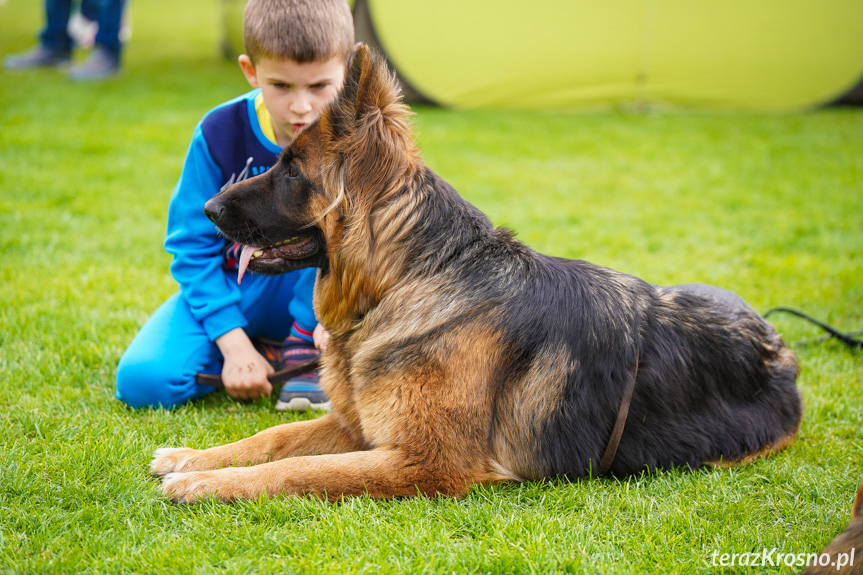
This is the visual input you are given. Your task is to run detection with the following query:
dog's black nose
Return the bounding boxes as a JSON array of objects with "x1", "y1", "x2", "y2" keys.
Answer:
[{"x1": 203, "y1": 198, "x2": 224, "y2": 224}]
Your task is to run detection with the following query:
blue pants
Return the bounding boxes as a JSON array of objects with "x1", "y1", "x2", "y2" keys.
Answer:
[
  {"x1": 40, "y1": 0, "x2": 126, "y2": 56},
  {"x1": 116, "y1": 269, "x2": 316, "y2": 409}
]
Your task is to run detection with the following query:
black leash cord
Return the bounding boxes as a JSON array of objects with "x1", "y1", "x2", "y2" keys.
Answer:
[{"x1": 764, "y1": 307, "x2": 863, "y2": 350}]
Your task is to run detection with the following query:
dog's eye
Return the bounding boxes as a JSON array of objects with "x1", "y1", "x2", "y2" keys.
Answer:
[{"x1": 287, "y1": 165, "x2": 299, "y2": 178}]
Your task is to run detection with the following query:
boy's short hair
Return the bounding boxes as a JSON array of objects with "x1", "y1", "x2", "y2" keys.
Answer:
[{"x1": 243, "y1": 0, "x2": 354, "y2": 64}]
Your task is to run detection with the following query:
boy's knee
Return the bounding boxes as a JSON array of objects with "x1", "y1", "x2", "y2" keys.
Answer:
[{"x1": 115, "y1": 353, "x2": 186, "y2": 410}]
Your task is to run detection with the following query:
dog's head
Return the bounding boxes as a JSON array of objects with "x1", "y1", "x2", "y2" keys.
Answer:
[{"x1": 204, "y1": 43, "x2": 419, "y2": 282}]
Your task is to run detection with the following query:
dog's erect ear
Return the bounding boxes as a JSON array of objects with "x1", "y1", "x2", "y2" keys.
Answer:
[
  {"x1": 319, "y1": 42, "x2": 419, "y2": 230},
  {"x1": 327, "y1": 43, "x2": 366, "y2": 138},
  {"x1": 352, "y1": 45, "x2": 401, "y2": 121},
  {"x1": 343, "y1": 42, "x2": 366, "y2": 100},
  {"x1": 328, "y1": 43, "x2": 410, "y2": 139}
]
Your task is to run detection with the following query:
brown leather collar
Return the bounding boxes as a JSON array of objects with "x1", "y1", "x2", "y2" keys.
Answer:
[{"x1": 597, "y1": 356, "x2": 639, "y2": 476}]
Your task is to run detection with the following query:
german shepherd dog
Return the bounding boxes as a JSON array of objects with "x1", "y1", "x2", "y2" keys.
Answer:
[{"x1": 150, "y1": 45, "x2": 802, "y2": 504}]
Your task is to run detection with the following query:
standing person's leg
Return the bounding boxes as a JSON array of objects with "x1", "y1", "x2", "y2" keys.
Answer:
[
  {"x1": 39, "y1": 0, "x2": 75, "y2": 54},
  {"x1": 4, "y1": 0, "x2": 74, "y2": 69},
  {"x1": 68, "y1": 0, "x2": 124, "y2": 79},
  {"x1": 79, "y1": 0, "x2": 98, "y2": 21},
  {"x1": 91, "y1": 0, "x2": 125, "y2": 59}
]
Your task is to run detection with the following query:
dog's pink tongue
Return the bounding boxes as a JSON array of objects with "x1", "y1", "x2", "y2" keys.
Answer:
[{"x1": 237, "y1": 245, "x2": 260, "y2": 285}]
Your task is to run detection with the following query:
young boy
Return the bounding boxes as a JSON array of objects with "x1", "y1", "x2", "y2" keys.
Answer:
[{"x1": 115, "y1": 0, "x2": 353, "y2": 410}]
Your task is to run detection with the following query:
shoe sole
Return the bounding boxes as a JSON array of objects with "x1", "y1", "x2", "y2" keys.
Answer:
[
  {"x1": 275, "y1": 398, "x2": 332, "y2": 412},
  {"x1": 68, "y1": 69, "x2": 119, "y2": 81},
  {"x1": 4, "y1": 60, "x2": 71, "y2": 70}
]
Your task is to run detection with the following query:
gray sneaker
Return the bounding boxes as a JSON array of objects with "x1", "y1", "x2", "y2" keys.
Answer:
[
  {"x1": 4, "y1": 45, "x2": 71, "y2": 70},
  {"x1": 68, "y1": 47, "x2": 119, "y2": 81}
]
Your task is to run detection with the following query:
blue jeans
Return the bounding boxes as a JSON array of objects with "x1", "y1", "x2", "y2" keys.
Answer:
[{"x1": 40, "y1": 0, "x2": 126, "y2": 57}]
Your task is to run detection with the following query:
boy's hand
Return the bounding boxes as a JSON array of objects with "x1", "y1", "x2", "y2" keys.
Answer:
[
  {"x1": 313, "y1": 323, "x2": 330, "y2": 351},
  {"x1": 215, "y1": 328, "x2": 274, "y2": 400}
]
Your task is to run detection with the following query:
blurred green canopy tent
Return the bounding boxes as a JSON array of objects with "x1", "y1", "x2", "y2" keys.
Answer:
[{"x1": 223, "y1": 0, "x2": 863, "y2": 111}]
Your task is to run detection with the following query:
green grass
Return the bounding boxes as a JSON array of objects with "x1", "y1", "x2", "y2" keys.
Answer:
[{"x1": 1, "y1": 1, "x2": 862, "y2": 573}]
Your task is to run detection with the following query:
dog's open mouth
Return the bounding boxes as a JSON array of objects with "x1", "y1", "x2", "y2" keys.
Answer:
[{"x1": 237, "y1": 235, "x2": 318, "y2": 283}]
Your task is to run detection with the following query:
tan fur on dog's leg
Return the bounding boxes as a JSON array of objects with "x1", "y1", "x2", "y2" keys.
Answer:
[
  {"x1": 149, "y1": 413, "x2": 363, "y2": 475},
  {"x1": 160, "y1": 448, "x2": 477, "y2": 504}
]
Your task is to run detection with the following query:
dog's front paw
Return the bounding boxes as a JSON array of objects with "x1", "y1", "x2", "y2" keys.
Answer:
[
  {"x1": 149, "y1": 447, "x2": 201, "y2": 477},
  {"x1": 160, "y1": 471, "x2": 212, "y2": 504},
  {"x1": 160, "y1": 469, "x2": 247, "y2": 504}
]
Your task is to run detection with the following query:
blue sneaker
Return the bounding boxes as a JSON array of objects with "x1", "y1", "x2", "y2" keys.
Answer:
[
  {"x1": 277, "y1": 372, "x2": 329, "y2": 412},
  {"x1": 4, "y1": 45, "x2": 71, "y2": 70},
  {"x1": 258, "y1": 336, "x2": 329, "y2": 412},
  {"x1": 68, "y1": 47, "x2": 119, "y2": 81}
]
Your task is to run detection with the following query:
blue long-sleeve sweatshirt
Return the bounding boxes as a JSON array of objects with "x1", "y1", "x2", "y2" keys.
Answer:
[{"x1": 164, "y1": 89, "x2": 316, "y2": 342}]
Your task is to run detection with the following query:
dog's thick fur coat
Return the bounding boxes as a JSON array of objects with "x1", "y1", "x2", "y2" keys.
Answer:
[{"x1": 150, "y1": 45, "x2": 802, "y2": 503}]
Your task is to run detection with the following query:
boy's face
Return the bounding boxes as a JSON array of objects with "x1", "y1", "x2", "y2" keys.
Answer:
[{"x1": 239, "y1": 55, "x2": 345, "y2": 146}]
